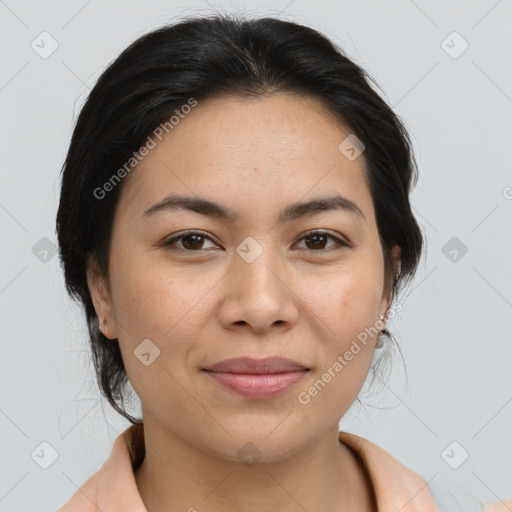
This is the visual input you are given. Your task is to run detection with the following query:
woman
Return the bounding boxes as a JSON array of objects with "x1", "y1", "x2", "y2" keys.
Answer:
[{"x1": 55, "y1": 13, "x2": 509, "y2": 512}]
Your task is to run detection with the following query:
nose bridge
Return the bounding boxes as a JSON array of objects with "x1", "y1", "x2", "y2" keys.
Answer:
[
  {"x1": 234, "y1": 235, "x2": 282, "y2": 297},
  {"x1": 220, "y1": 234, "x2": 298, "y2": 332}
]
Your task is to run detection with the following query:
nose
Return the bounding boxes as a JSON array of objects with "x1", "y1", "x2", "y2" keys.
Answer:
[{"x1": 218, "y1": 246, "x2": 299, "y2": 335}]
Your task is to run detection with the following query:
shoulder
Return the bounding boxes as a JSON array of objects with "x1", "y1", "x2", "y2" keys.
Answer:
[
  {"x1": 56, "y1": 423, "x2": 145, "y2": 512},
  {"x1": 55, "y1": 469, "x2": 102, "y2": 511},
  {"x1": 338, "y1": 430, "x2": 510, "y2": 512}
]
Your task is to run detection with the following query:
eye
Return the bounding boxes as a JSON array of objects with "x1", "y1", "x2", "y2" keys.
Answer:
[
  {"x1": 162, "y1": 230, "x2": 351, "y2": 253},
  {"x1": 293, "y1": 230, "x2": 350, "y2": 252},
  {"x1": 162, "y1": 231, "x2": 219, "y2": 251}
]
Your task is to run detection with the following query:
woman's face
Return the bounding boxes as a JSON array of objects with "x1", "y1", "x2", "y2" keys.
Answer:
[{"x1": 89, "y1": 93, "x2": 400, "y2": 460}]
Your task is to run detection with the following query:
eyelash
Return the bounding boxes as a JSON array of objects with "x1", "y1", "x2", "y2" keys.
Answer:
[{"x1": 162, "y1": 230, "x2": 351, "y2": 254}]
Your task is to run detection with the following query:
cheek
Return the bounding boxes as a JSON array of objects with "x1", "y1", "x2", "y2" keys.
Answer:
[
  {"x1": 107, "y1": 250, "x2": 221, "y2": 391},
  {"x1": 110, "y1": 268, "x2": 163, "y2": 337},
  {"x1": 305, "y1": 263, "x2": 384, "y2": 338},
  {"x1": 297, "y1": 275, "x2": 383, "y2": 417},
  {"x1": 108, "y1": 238, "x2": 193, "y2": 335},
  {"x1": 108, "y1": 262, "x2": 200, "y2": 413}
]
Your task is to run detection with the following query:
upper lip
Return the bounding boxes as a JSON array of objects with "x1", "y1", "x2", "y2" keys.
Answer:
[{"x1": 203, "y1": 357, "x2": 310, "y2": 374}]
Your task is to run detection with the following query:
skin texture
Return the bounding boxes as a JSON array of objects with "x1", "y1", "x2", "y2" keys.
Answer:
[{"x1": 88, "y1": 93, "x2": 401, "y2": 512}]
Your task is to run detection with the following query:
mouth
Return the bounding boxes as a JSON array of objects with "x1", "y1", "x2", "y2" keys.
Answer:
[
  {"x1": 202, "y1": 357, "x2": 310, "y2": 398},
  {"x1": 202, "y1": 356, "x2": 310, "y2": 374}
]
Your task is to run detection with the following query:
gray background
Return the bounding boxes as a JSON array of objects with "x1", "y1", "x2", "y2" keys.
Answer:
[{"x1": 1, "y1": 0, "x2": 511, "y2": 510}]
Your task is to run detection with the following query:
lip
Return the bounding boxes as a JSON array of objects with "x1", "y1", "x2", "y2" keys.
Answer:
[
  {"x1": 203, "y1": 356, "x2": 309, "y2": 374},
  {"x1": 203, "y1": 370, "x2": 309, "y2": 398},
  {"x1": 202, "y1": 357, "x2": 310, "y2": 399}
]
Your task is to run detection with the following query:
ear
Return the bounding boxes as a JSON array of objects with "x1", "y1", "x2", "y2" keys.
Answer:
[
  {"x1": 86, "y1": 258, "x2": 118, "y2": 339},
  {"x1": 380, "y1": 244, "x2": 401, "y2": 320}
]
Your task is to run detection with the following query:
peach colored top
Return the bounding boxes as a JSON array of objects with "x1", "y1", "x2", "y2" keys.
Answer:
[{"x1": 56, "y1": 422, "x2": 507, "y2": 512}]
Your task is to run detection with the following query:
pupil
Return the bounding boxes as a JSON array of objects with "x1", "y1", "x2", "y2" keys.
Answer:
[
  {"x1": 183, "y1": 234, "x2": 203, "y2": 250},
  {"x1": 307, "y1": 234, "x2": 325, "y2": 249}
]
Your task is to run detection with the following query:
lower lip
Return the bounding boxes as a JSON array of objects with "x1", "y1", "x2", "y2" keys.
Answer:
[{"x1": 203, "y1": 370, "x2": 309, "y2": 398}]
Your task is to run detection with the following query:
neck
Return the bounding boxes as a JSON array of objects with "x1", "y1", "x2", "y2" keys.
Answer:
[{"x1": 134, "y1": 415, "x2": 376, "y2": 512}]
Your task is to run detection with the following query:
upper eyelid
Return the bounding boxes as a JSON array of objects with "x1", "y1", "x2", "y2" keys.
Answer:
[
  {"x1": 163, "y1": 230, "x2": 219, "y2": 247},
  {"x1": 163, "y1": 229, "x2": 350, "y2": 249}
]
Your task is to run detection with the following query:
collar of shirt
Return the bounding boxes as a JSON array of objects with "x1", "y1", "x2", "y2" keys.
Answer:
[{"x1": 57, "y1": 422, "x2": 440, "y2": 512}]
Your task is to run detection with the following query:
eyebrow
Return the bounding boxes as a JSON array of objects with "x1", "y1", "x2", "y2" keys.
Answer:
[{"x1": 142, "y1": 193, "x2": 366, "y2": 224}]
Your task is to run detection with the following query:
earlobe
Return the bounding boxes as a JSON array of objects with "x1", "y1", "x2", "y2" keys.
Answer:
[
  {"x1": 382, "y1": 245, "x2": 402, "y2": 318},
  {"x1": 86, "y1": 264, "x2": 117, "y2": 339}
]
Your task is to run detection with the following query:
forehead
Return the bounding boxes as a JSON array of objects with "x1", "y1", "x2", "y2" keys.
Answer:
[{"x1": 117, "y1": 93, "x2": 375, "y2": 224}]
